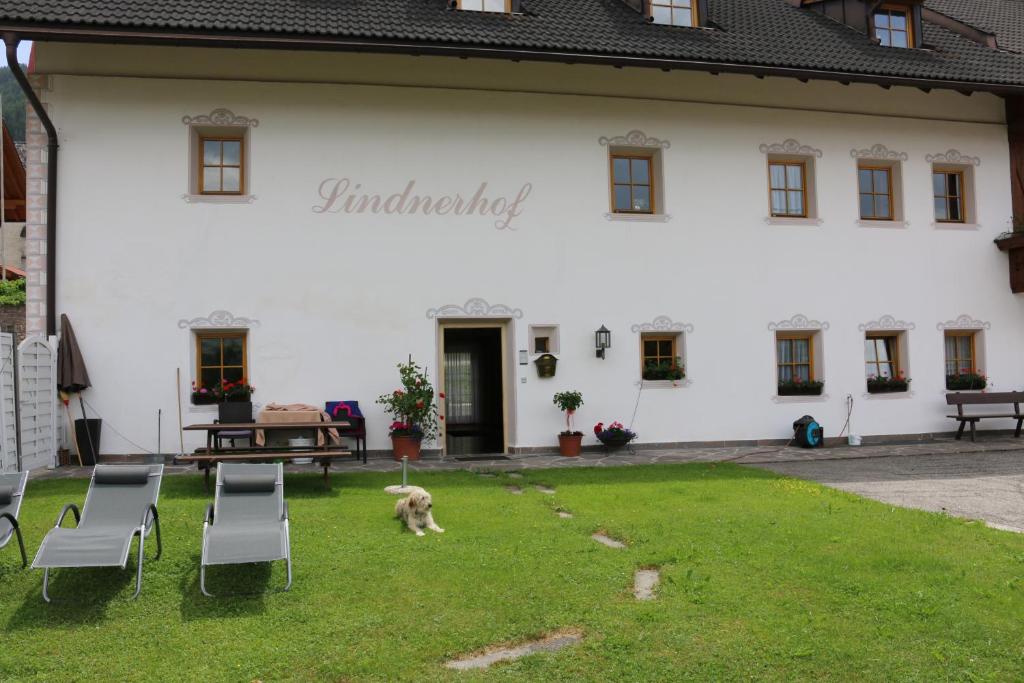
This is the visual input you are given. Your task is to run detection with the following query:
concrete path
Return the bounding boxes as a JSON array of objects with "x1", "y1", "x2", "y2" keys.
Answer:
[
  {"x1": 30, "y1": 436, "x2": 1024, "y2": 480},
  {"x1": 754, "y1": 449, "x2": 1024, "y2": 533}
]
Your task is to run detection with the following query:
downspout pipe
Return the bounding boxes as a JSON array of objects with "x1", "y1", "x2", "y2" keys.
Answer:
[{"x1": 4, "y1": 35, "x2": 57, "y2": 337}]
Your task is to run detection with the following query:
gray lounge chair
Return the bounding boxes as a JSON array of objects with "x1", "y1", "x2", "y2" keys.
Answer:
[
  {"x1": 32, "y1": 464, "x2": 163, "y2": 602},
  {"x1": 0, "y1": 471, "x2": 29, "y2": 567},
  {"x1": 201, "y1": 463, "x2": 291, "y2": 596}
]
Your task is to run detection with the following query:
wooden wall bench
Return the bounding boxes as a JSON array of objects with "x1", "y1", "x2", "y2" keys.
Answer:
[{"x1": 945, "y1": 392, "x2": 1024, "y2": 442}]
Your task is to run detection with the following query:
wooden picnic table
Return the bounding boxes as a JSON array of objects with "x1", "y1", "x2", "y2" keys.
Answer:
[{"x1": 180, "y1": 421, "x2": 352, "y2": 488}]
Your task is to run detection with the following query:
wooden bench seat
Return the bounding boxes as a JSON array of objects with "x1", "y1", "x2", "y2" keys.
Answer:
[
  {"x1": 945, "y1": 392, "x2": 1024, "y2": 442},
  {"x1": 178, "y1": 449, "x2": 352, "y2": 488}
]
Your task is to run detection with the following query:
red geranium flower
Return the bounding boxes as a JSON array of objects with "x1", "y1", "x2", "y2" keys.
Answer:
[
  {"x1": 594, "y1": 422, "x2": 604, "y2": 435},
  {"x1": 439, "y1": 392, "x2": 446, "y2": 399}
]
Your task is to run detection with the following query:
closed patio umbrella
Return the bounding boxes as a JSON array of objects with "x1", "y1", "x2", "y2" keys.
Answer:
[{"x1": 57, "y1": 314, "x2": 93, "y2": 466}]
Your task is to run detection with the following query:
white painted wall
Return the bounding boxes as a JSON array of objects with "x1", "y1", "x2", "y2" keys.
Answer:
[{"x1": 37, "y1": 50, "x2": 1023, "y2": 453}]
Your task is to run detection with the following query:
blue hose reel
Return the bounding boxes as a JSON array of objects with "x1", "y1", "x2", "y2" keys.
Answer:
[{"x1": 793, "y1": 415, "x2": 824, "y2": 448}]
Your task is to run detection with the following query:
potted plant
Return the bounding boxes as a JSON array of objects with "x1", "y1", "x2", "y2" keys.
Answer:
[
  {"x1": 552, "y1": 390, "x2": 584, "y2": 456},
  {"x1": 867, "y1": 373, "x2": 911, "y2": 394},
  {"x1": 777, "y1": 377, "x2": 825, "y2": 396},
  {"x1": 993, "y1": 171, "x2": 1024, "y2": 291},
  {"x1": 376, "y1": 358, "x2": 441, "y2": 461},
  {"x1": 642, "y1": 357, "x2": 685, "y2": 382},
  {"x1": 594, "y1": 421, "x2": 637, "y2": 452},
  {"x1": 946, "y1": 371, "x2": 987, "y2": 391}
]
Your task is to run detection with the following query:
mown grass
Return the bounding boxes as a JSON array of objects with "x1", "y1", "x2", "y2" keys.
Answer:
[{"x1": 0, "y1": 463, "x2": 1022, "y2": 681}]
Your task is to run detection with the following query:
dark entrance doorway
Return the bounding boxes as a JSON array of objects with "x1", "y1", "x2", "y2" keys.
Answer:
[{"x1": 443, "y1": 327, "x2": 504, "y2": 456}]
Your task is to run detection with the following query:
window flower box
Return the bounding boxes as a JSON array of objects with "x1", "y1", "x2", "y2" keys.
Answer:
[
  {"x1": 191, "y1": 379, "x2": 255, "y2": 405},
  {"x1": 777, "y1": 380, "x2": 824, "y2": 396},
  {"x1": 946, "y1": 372, "x2": 987, "y2": 391},
  {"x1": 642, "y1": 357, "x2": 685, "y2": 381},
  {"x1": 867, "y1": 375, "x2": 910, "y2": 394}
]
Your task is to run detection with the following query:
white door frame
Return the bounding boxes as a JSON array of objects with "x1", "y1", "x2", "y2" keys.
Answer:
[{"x1": 436, "y1": 319, "x2": 514, "y2": 456}]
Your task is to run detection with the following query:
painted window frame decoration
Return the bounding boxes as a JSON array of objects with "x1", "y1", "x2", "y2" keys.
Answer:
[
  {"x1": 759, "y1": 140, "x2": 822, "y2": 224},
  {"x1": 631, "y1": 317, "x2": 693, "y2": 386},
  {"x1": 769, "y1": 315, "x2": 828, "y2": 401},
  {"x1": 937, "y1": 315, "x2": 990, "y2": 392},
  {"x1": 600, "y1": 131, "x2": 671, "y2": 222},
  {"x1": 858, "y1": 316, "x2": 914, "y2": 398},
  {"x1": 182, "y1": 108, "x2": 259, "y2": 204},
  {"x1": 649, "y1": 0, "x2": 698, "y2": 27},
  {"x1": 873, "y1": 4, "x2": 914, "y2": 48}
]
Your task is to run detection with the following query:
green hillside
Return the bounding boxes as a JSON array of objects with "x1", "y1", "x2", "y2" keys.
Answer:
[{"x1": 0, "y1": 67, "x2": 27, "y2": 142}]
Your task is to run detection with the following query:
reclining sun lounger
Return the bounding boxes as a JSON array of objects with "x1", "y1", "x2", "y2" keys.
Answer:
[
  {"x1": 32, "y1": 465, "x2": 163, "y2": 602},
  {"x1": 0, "y1": 471, "x2": 29, "y2": 567},
  {"x1": 201, "y1": 463, "x2": 291, "y2": 596}
]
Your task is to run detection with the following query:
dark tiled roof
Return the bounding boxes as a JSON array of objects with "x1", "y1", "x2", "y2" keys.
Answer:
[
  {"x1": 1, "y1": 0, "x2": 1023, "y2": 90},
  {"x1": 926, "y1": 0, "x2": 1024, "y2": 54}
]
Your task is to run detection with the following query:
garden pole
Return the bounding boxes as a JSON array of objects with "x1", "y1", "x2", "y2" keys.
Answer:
[
  {"x1": 402, "y1": 455, "x2": 408, "y2": 489},
  {"x1": 176, "y1": 368, "x2": 185, "y2": 457}
]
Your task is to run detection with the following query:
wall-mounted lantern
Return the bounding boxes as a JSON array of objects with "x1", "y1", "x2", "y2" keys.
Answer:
[{"x1": 595, "y1": 325, "x2": 611, "y2": 359}]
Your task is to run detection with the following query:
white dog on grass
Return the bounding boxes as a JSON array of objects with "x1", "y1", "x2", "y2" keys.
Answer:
[{"x1": 385, "y1": 485, "x2": 445, "y2": 537}]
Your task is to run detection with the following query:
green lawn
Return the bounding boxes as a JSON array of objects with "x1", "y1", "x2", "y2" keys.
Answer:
[{"x1": 1, "y1": 463, "x2": 1023, "y2": 681}]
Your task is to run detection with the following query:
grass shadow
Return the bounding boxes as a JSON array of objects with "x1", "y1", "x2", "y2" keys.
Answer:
[
  {"x1": 5, "y1": 564, "x2": 135, "y2": 630},
  {"x1": 178, "y1": 553, "x2": 271, "y2": 621}
]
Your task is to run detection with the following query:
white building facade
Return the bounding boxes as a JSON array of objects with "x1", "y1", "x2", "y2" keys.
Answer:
[{"x1": 8, "y1": 0, "x2": 1024, "y2": 455}]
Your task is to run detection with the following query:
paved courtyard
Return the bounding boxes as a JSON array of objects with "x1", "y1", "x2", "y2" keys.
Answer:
[
  {"x1": 755, "y1": 448, "x2": 1024, "y2": 533},
  {"x1": 33, "y1": 436, "x2": 1024, "y2": 533}
]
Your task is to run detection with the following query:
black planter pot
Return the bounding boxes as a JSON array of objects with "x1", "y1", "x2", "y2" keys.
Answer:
[
  {"x1": 74, "y1": 418, "x2": 102, "y2": 466},
  {"x1": 597, "y1": 433, "x2": 634, "y2": 451}
]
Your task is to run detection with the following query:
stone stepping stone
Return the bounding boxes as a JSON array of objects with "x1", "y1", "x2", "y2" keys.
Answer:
[
  {"x1": 591, "y1": 533, "x2": 626, "y2": 549},
  {"x1": 477, "y1": 473, "x2": 497, "y2": 478},
  {"x1": 557, "y1": 511, "x2": 573, "y2": 519},
  {"x1": 633, "y1": 569, "x2": 660, "y2": 601},
  {"x1": 535, "y1": 485, "x2": 556, "y2": 494},
  {"x1": 444, "y1": 631, "x2": 582, "y2": 670},
  {"x1": 507, "y1": 472, "x2": 524, "y2": 479},
  {"x1": 505, "y1": 485, "x2": 523, "y2": 495}
]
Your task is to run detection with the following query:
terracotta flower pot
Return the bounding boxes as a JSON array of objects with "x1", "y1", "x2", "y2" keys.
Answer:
[
  {"x1": 558, "y1": 433, "x2": 583, "y2": 457},
  {"x1": 391, "y1": 435, "x2": 423, "y2": 461}
]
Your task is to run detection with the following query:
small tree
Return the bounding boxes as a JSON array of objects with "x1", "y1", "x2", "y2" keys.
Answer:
[{"x1": 552, "y1": 391, "x2": 584, "y2": 435}]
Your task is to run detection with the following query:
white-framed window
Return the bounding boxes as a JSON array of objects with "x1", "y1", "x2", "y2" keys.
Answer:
[
  {"x1": 458, "y1": 0, "x2": 510, "y2": 12},
  {"x1": 650, "y1": 0, "x2": 698, "y2": 27},
  {"x1": 529, "y1": 325, "x2": 560, "y2": 355}
]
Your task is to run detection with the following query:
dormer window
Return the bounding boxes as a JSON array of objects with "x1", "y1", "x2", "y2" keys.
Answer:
[
  {"x1": 873, "y1": 5, "x2": 913, "y2": 48},
  {"x1": 650, "y1": 0, "x2": 698, "y2": 27},
  {"x1": 457, "y1": 0, "x2": 510, "y2": 12}
]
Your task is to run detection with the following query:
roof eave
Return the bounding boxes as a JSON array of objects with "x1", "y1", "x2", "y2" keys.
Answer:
[{"x1": 3, "y1": 22, "x2": 1023, "y2": 96}]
